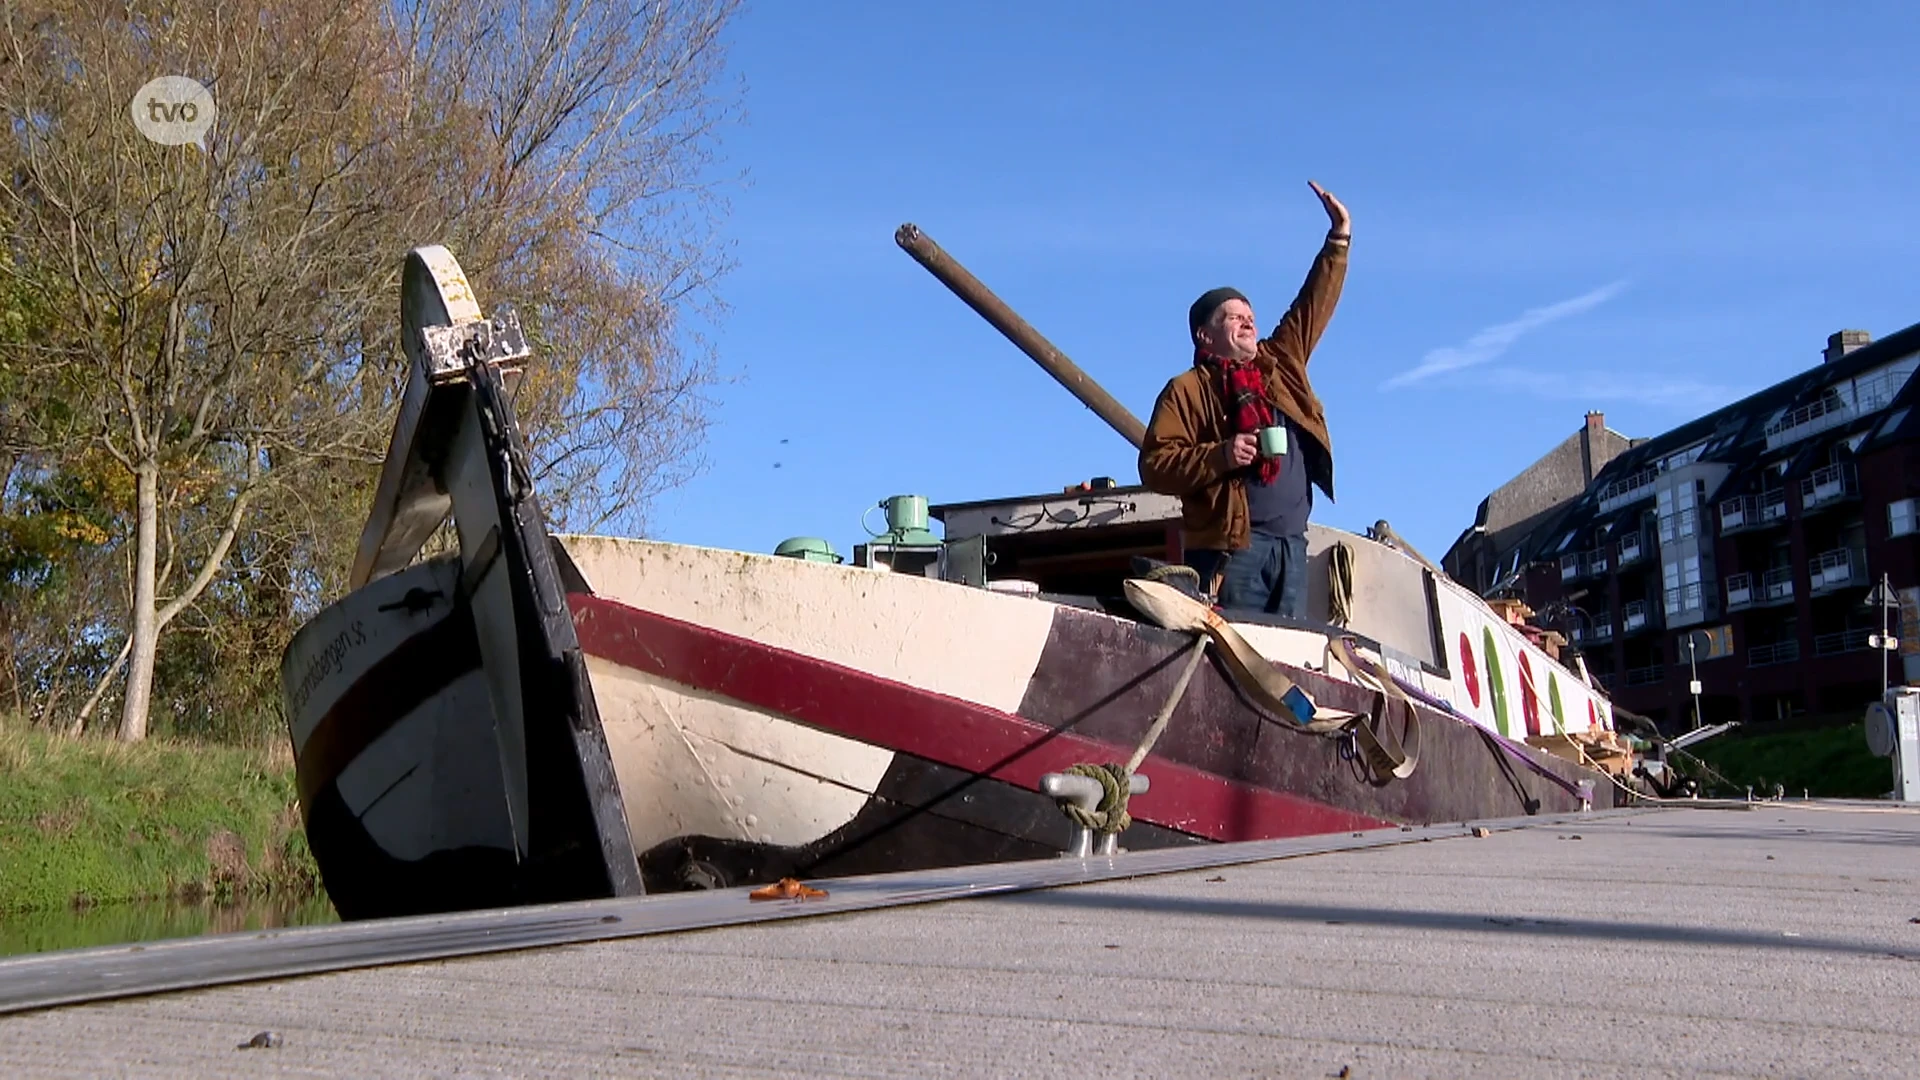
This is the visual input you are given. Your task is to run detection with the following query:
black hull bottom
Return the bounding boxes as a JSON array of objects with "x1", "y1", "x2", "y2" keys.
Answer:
[
  {"x1": 635, "y1": 750, "x2": 1208, "y2": 894},
  {"x1": 308, "y1": 779, "x2": 628, "y2": 922}
]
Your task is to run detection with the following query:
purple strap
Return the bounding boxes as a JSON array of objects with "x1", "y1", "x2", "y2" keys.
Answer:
[{"x1": 1388, "y1": 671, "x2": 1590, "y2": 802}]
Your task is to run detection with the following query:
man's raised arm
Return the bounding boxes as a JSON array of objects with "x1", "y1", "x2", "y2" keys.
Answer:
[{"x1": 1262, "y1": 180, "x2": 1351, "y2": 370}]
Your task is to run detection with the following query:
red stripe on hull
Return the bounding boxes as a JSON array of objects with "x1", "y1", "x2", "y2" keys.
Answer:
[{"x1": 570, "y1": 594, "x2": 1391, "y2": 842}]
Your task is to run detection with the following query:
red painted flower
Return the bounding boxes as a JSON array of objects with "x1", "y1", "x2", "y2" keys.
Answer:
[
  {"x1": 1588, "y1": 699, "x2": 1599, "y2": 730},
  {"x1": 1459, "y1": 632, "x2": 1480, "y2": 708}
]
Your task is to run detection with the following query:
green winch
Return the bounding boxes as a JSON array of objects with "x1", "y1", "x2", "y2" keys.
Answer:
[
  {"x1": 773, "y1": 536, "x2": 843, "y2": 564},
  {"x1": 863, "y1": 494, "x2": 940, "y2": 548}
]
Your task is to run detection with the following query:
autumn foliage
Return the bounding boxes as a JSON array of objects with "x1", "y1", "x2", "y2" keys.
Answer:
[{"x1": 0, "y1": 0, "x2": 742, "y2": 741}]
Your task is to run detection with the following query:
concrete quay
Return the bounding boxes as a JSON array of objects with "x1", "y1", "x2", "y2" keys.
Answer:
[{"x1": 3, "y1": 804, "x2": 1918, "y2": 1078}]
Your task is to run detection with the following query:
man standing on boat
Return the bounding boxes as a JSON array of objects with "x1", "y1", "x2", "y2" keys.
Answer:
[{"x1": 1138, "y1": 180, "x2": 1350, "y2": 619}]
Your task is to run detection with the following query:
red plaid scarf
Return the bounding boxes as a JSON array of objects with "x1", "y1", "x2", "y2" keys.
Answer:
[{"x1": 1194, "y1": 347, "x2": 1281, "y2": 483}]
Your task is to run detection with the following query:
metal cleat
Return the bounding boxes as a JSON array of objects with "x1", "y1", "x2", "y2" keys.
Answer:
[{"x1": 1040, "y1": 771, "x2": 1150, "y2": 857}]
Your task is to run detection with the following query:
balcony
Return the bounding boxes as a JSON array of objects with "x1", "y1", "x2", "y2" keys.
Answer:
[
  {"x1": 1719, "y1": 492, "x2": 1789, "y2": 535},
  {"x1": 1597, "y1": 466, "x2": 1661, "y2": 512},
  {"x1": 1572, "y1": 611, "x2": 1615, "y2": 646},
  {"x1": 1594, "y1": 672, "x2": 1619, "y2": 691},
  {"x1": 1765, "y1": 365, "x2": 1912, "y2": 451},
  {"x1": 1615, "y1": 533, "x2": 1646, "y2": 567},
  {"x1": 1622, "y1": 600, "x2": 1658, "y2": 636},
  {"x1": 1729, "y1": 567, "x2": 1796, "y2": 610},
  {"x1": 1813, "y1": 627, "x2": 1874, "y2": 657},
  {"x1": 1657, "y1": 507, "x2": 1701, "y2": 544},
  {"x1": 1808, "y1": 547, "x2": 1868, "y2": 595},
  {"x1": 1764, "y1": 392, "x2": 1852, "y2": 450},
  {"x1": 1798, "y1": 462, "x2": 1859, "y2": 514},
  {"x1": 1558, "y1": 548, "x2": 1610, "y2": 583},
  {"x1": 1625, "y1": 664, "x2": 1665, "y2": 687},
  {"x1": 1663, "y1": 582, "x2": 1705, "y2": 619},
  {"x1": 1748, "y1": 640, "x2": 1801, "y2": 668}
]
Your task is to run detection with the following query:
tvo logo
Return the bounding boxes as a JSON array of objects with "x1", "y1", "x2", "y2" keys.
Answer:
[{"x1": 130, "y1": 75, "x2": 216, "y2": 149}]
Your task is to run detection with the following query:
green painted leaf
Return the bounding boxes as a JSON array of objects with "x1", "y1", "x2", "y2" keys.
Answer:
[{"x1": 1482, "y1": 626, "x2": 1509, "y2": 738}]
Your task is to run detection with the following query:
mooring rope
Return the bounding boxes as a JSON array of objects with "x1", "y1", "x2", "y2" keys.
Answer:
[{"x1": 1057, "y1": 634, "x2": 1211, "y2": 835}]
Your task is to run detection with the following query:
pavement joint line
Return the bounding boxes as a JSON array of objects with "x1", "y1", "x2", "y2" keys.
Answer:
[{"x1": 0, "y1": 805, "x2": 1666, "y2": 1016}]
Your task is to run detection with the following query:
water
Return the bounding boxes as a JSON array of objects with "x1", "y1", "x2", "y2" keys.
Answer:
[{"x1": 0, "y1": 892, "x2": 340, "y2": 958}]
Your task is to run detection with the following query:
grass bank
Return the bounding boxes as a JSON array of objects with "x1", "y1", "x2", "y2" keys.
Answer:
[
  {"x1": 0, "y1": 721, "x2": 323, "y2": 913},
  {"x1": 1681, "y1": 720, "x2": 1892, "y2": 799}
]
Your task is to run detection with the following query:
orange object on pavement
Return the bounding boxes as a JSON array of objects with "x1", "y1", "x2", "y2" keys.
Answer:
[{"x1": 748, "y1": 877, "x2": 828, "y2": 901}]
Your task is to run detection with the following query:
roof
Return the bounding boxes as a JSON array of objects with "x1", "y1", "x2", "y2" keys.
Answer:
[{"x1": 928, "y1": 483, "x2": 1150, "y2": 519}]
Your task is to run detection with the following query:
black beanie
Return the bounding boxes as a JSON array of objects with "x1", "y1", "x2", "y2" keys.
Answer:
[{"x1": 1188, "y1": 286, "x2": 1248, "y2": 335}]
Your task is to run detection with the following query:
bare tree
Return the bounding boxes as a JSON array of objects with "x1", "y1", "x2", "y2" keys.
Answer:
[
  {"x1": 386, "y1": 0, "x2": 741, "y2": 534},
  {"x1": 0, "y1": 0, "x2": 738, "y2": 741}
]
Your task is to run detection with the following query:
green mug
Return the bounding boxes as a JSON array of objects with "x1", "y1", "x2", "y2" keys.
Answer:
[{"x1": 1257, "y1": 425, "x2": 1288, "y2": 458}]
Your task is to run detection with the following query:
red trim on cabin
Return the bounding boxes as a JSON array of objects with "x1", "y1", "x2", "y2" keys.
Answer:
[{"x1": 569, "y1": 594, "x2": 1391, "y2": 843}]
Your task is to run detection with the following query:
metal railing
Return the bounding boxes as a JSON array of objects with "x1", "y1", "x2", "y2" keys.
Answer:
[
  {"x1": 1625, "y1": 664, "x2": 1665, "y2": 687},
  {"x1": 1799, "y1": 461, "x2": 1859, "y2": 512},
  {"x1": 1725, "y1": 572, "x2": 1753, "y2": 610},
  {"x1": 1748, "y1": 640, "x2": 1800, "y2": 667},
  {"x1": 1809, "y1": 547, "x2": 1868, "y2": 593},
  {"x1": 1657, "y1": 507, "x2": 1699, "y2": 543},
  {"x1": 1623, "y1": 600, "x2": 1655, "y2": 634},
  {"x1": 1719, "y1": 492, "x2": 1789, "y2": 534},
  {"x1": 1663, "y1": 582, "x2": 1703, "y2": 617},
  {"x1": 1597, "y1": 466, "x2": 1661, "y2": 512},
  {"x1": 1764, "y1": 365, "x2": 1913, "y2": 450},
  {"x1": 1813, "y1": 628, "x2": 1874, "y2": 657},
  {"x1": 1764, "y1": 390, "x2": 1850, "y2": 447},
  {"x1": 1559, "y1": 548, "x2": 1610, "y2": 581},
  {"x1": 1616, "y1": 533, "x2": 1645, "y2": 566},
  {"x1": 1732, "y1": 567, "x2": 1795, "y2": 608}
]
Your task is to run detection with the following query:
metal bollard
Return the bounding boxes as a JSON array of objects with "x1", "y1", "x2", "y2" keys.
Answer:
[{"x1": 1040, "y1": 771, "x2": 1150, "y2": 857}]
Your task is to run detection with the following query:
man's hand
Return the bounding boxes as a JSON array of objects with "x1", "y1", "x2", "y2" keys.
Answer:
[
  {"x1": 1219, "y1": 433, "x2": 1257, "y2": 471},
  {"x1": 1310, "y1": 180, "x2": 1350, "y2": 237}
]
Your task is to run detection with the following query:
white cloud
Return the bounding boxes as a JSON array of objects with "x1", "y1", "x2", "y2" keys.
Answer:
[
  {"x1": 1482, "y1": 367, "x2": 1738, "y2": 412},
  {"x1": 1382, "y1": 281, "x2": 1628, "y2": 389}
]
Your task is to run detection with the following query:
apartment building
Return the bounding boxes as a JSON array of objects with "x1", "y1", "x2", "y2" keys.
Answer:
[
  {"x1": 1482, "y1": 324, "x2": 1920, "y2": 732},
  {"x1": 1440, "y1": 412, "x2": 1637, "y2": 595}
]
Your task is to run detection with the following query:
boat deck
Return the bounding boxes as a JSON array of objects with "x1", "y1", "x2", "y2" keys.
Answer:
[{"x1": 4, "y1": 803, "x2": 1919, "y2": 1077}]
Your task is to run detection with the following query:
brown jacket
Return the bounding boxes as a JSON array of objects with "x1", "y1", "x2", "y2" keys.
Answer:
[{"x1": 1138, "y1": 238, "x2": 1347, "y2": 551}]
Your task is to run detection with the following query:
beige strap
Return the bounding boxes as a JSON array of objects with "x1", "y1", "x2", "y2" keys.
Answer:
[
  {"x1": 1326, "y1": 636, "x2": 1422, "y2": 780},
  {"x1": 1123, "y1": 578, "x2": 1357, "y2": 732}
]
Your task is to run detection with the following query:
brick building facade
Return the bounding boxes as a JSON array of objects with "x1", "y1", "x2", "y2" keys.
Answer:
[{"x1": 1467, "y1": 325, "x2": 1920, "y2": 733}]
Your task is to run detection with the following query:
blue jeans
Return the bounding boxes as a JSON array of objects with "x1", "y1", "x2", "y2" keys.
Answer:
[{"x1": 1185, "y1": 532, "x2": 1307, "y2": 618}]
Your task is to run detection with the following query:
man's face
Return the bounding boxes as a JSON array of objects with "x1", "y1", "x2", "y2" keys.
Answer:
[{"x1": 1200, "y1": 298, "x2": 1258, "y2": 360}]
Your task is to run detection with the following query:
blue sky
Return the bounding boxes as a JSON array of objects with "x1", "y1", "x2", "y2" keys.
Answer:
[{"x1": 648, "y1": 1, "x2": 1920, "y2": 566}]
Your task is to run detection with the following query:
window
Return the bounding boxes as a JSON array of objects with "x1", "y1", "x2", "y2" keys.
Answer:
[{"x1": 1891, "y1": 498, "x2": 1919, "y2": 539}]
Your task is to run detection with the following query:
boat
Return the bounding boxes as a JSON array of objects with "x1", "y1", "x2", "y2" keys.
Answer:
[{"x1": 281, "y1": 241, "x2": 1633, "y2": 921}]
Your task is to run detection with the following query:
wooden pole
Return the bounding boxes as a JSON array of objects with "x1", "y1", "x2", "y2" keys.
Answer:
[{"x1": 895, "y1": 223, "x2": 1147, "y2": 449}]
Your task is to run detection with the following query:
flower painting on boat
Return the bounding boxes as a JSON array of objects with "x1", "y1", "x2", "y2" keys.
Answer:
[
  {"x1": 1481, "y1": 626, "x2": 1509, "y2": 738},
  {"x1": 1459, "y1": 632, "x2": 1480, "y2": 709}
]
